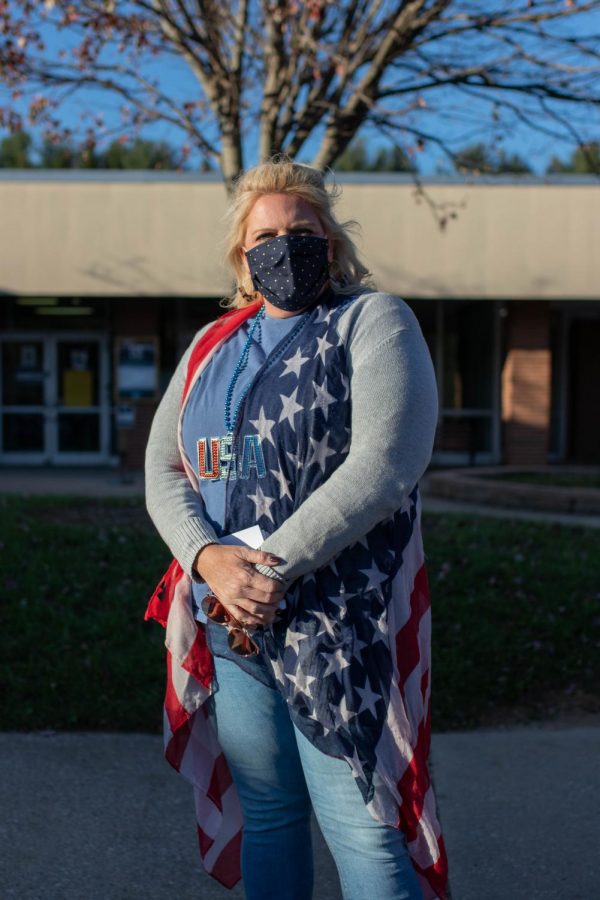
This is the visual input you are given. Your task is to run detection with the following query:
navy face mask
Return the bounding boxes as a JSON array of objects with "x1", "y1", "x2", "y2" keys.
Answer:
[{"x1": 244, "y1": 234, "x2": 330, "y2": 312}]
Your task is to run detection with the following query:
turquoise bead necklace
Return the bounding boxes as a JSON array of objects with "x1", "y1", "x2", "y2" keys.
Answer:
[
  {"x1": 224, "y1": 303, "x2": 311, "y2": 439},
  {"x1": 224, "y1": 305, "x2": 265, "y2": 436}
]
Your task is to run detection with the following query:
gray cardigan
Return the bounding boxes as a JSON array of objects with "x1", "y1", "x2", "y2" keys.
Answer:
[{"x1": 145, "y1": 291, "x2": 439, "y2": 589}]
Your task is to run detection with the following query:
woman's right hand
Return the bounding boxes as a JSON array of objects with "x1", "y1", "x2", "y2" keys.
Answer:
[{"x1": 194, "y1": 543, "x2": 286, "y2": 628}]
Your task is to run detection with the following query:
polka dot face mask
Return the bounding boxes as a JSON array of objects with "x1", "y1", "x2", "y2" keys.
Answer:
[{"x1": 244, "y1": 234, "x2": 330, "y2": 311}]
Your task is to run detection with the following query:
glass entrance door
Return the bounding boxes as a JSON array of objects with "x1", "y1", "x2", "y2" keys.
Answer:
[
  {"x1": 52, "y1": 337, "x2": 102, "y2": 460},
  {"x1": 0, "y1": 339, "x2": 47, "y2": 463},
  {"x1": 0, "y1": 333, "x2": 111, "y2": 464}
]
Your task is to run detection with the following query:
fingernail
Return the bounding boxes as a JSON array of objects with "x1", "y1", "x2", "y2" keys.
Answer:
[{"x1": 268, "y1": 555, "x2": 281, "y2": 563}]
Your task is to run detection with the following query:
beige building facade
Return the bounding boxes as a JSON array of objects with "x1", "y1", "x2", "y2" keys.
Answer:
[{"x1": 1, "y1": 171, "x2": 598, "y2": 469}]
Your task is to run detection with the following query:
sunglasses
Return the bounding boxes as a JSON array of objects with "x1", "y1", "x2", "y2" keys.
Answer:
[{"x1": 201, "y1": 592, "x2": 260, "y2": 657}]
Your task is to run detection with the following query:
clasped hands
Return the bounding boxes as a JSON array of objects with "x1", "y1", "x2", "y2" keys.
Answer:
[{"x1": 194, "y1": 543, "x2": 286, "y2": 629}]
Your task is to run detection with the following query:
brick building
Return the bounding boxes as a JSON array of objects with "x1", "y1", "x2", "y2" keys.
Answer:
[{"x1": 0, "y1": 170, "x2": 598, "y2": 469}]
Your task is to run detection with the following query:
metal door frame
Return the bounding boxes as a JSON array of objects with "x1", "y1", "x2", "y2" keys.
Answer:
[{"x1": 0, "y1": 331, "x2": 112, "y2": 465}]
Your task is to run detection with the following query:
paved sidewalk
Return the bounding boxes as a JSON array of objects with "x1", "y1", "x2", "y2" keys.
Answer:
[
  {"x1": 421, "y1": 492, "x2": 600, "y2": 529},
  {"x1": 1, "y1": 466, "x2": 599, "y2": 528},
  {"x1": 0, "y1": 732, "x2": 341, "y2": 900},
  {"x1": 0, "y1": 466, "x2": 145, "y2": 498},
  {"x1": 430, "y1": 724, "x2": 599, "y2": 900},
  {"x1": 1, "y1": 725, "x2": 598, "y2": 899}
]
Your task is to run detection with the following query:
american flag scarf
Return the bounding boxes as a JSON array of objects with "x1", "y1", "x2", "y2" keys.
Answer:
[{"x1": 145, "y1": 294, "x2": 448, "y2": 899}]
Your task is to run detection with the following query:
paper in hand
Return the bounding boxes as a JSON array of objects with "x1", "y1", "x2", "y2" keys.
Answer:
[{"x1": 195, "y1": 525, "x2": 286, "y2": 623}]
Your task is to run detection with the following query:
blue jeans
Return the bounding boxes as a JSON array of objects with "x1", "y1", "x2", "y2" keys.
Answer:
[{"x1": 205, "y1": 625, "x2": 423, "y2": 900}]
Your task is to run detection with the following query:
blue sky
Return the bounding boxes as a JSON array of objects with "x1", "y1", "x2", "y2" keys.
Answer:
[{"x1": 1, "y1": 2, "x2": 598, "y2": 174}]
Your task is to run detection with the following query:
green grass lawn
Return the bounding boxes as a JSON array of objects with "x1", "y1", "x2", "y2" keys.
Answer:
[
  {"x1": 422, "y1": 513, "x2": 599, "y2": 728},
  {"x1": 1, "y1": 495, "x2": 598, "y2": 732}
]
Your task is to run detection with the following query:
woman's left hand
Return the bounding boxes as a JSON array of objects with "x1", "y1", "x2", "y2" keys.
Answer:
[{"x1": 195, "y1": 543, "x2": 285, "y2": 627}]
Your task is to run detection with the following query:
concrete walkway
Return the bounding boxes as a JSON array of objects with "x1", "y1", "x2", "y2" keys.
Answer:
[
  {"x1": 1, "y1": 725, "x2": 598, "y2": 899},
  {"x1": 421, "y1": 492, "x2": 600, "y2": 528},
  {"x1": 431, "y1": 724, "x2": 599, "y2": 899},
  {"x1": 1, "y1": 466, "x2": 599, "y2": 527},
  {"x1": 0, "y1": 466, "x2": 146, "y2": 498}
]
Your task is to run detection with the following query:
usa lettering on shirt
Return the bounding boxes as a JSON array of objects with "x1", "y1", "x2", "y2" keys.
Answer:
[{"x1": 197, "y1": 434, "x2": 266, "y2": 481}]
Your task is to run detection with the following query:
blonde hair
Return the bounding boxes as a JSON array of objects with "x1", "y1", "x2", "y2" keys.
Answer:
[{"x1": 221, "y1": 156, "x2": 373, "y2": 309}]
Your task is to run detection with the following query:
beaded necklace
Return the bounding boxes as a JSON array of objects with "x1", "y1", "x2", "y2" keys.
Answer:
[
  {"x1": 224, "y1": 303, "x2": 311, "y2": 440},
  {"x1": 224, "y1": 305, "x2": 265, "y2": 436}
]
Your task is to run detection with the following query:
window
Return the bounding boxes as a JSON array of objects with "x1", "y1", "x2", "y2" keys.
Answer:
[{"x1": 408, "y1": 299, "x2": 499, "y2": 463}]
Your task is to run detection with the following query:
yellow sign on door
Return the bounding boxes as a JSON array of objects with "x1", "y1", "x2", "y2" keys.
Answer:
[{"x1": 63, "y1": 370, "x2": 93, "y2": 407}]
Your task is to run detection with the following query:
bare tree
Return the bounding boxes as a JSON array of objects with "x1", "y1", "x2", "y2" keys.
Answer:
[{"x1": 1, "y1": 0, "x2": 599, "y2": 193}]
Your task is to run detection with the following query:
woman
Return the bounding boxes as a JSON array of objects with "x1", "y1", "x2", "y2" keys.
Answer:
[{"x1": 145, "y1": 158, "x2": 448, "y2": 900}]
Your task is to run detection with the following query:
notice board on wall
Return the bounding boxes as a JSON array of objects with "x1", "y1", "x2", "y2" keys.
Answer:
[{"x1": 114, "y1": 337, "x2": 159, "y2": 401}]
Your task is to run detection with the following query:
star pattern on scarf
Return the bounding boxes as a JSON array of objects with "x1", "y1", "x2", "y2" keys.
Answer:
[
  {"x1": 286, "y1": 666, "x2": 317, "y2": 700},
  {"x1": 248, "y1": 484, "x2": 276, "y2": 523},
  {"x1": 359, "y1": 563, "x2": 389, "y2": 594},
  {"x1": 250, "y1": 405, "x2": 277, "y2": 447},
  {"x1": 307, "y1": 433, "x2": 337, "y2": 473},
  {"x1": 285, "y1": 627, "x2": 309, "y2": 654},
  {"x1": 316, "y1": 333, "x2": 334, "y2": 364},
  {"x1": 311, "y1": 377, "x2": 336, "y2": 420},
  {"x1": 270, "y1": 465, "x2": 293, "y2": 500},
  {"x1": 279, "y1": 386, "x2": 304, "y2": 428},
  {"x1": 281, "y1": 347, "x2": 310, "y2": 379},
  {"x1": 320, "y1": 646, "x2": 352, "y2": 680},
  {"x1": 223, "y1": 296, "x2": 422, "y2": 820},
  {"x1": 286, "y1": 447, "x2": 304, "y2": 472},
  {"x1": 355, "y1": 676, "x2": 382, "y2": 719}
]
